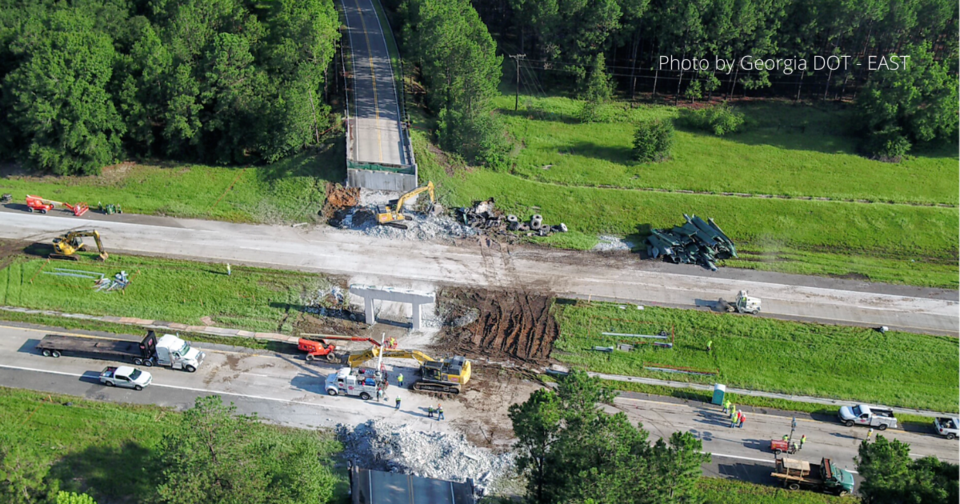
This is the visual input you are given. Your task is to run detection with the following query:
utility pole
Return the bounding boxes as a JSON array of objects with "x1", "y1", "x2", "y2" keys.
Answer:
[{"x1": 509, "y1": 54, "x2": 526, "y2": 111}]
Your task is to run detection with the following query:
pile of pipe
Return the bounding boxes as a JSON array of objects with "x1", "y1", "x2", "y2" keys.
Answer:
[
  {"x1": 646, "y1": 214, "x2": 736, "y2": 271},
  {"x1": 455, "y1": 198, "x2": 567, "y2": 237}
]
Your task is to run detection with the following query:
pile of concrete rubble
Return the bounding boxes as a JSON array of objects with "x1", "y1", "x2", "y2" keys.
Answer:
[
  {"x1": 332, "y1": 206, "x2": 479, "y2": 241},
  {"x1": 646, "y1": 214, "x2": 737, "y2": 271},
  {"x1": 337, "y1": 420, "x2": 514, "y2": 496}
]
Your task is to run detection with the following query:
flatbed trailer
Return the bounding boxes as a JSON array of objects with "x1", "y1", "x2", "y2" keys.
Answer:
[
  {"x1": 36, "y1": 331, "x2": 205, "y2": 371},
  {"x1": 37, "y1": 333, "x2": 154, "y2": 362}
]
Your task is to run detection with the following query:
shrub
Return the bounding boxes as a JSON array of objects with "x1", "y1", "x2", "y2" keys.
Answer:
[
  {"x1": 680, "y1": 103, "x2": 745, "y2": 136},
  {"x1": 632, "y1": 119, "x2": 674, "y2": 163}
]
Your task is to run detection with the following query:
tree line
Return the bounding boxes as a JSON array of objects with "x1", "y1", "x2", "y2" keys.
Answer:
[
  {"x1": 473, "y1": 0, "x2": 957, "y2": 102},
  {"x1": 0, "y1": 0, "x2": 340, "y2": 175},
  {"x1": 392, "y1": 0, "x2": 510, "y2": 167},
  {"x1": 1, "y1": 396, "x2": 339, "y2": 504}
]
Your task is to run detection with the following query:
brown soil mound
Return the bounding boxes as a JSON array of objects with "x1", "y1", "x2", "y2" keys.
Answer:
[
  {"x1": 440, "y1": 288, "x2": 558, "y2": 366},
  {"x1": 321, "y1": 183, "x2": 360, "y2": 218}
]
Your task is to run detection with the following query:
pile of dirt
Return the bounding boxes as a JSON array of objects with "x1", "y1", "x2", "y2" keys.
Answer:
[
  {"x1": 321, "y1": 183, "x2": 360, "y2": 219},
  {"x1": 440, "y1": 289, "x2": 559, "y2": 366}
]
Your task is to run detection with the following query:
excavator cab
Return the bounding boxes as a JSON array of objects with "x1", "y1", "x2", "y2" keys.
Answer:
[{"x1": 50, "y1": 229, "x2": 108, "y2": 261}]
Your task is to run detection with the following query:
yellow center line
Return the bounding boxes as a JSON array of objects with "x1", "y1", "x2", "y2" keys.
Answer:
[{"x1": 353, "y1": 0, "x2": 383, "y2": 163}]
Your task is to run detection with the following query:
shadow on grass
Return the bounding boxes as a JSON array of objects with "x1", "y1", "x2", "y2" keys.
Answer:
[
  {"x1": 48, "y1": 441, "x2": 158, "y2": 501},
  {"x1": 499, "y1": 107, "x2": 581, "y2": 125}
]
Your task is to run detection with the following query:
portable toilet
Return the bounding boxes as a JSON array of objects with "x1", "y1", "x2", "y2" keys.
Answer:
[{"x1": 712, "y1": 384, "x2": 726, "y2": 405}]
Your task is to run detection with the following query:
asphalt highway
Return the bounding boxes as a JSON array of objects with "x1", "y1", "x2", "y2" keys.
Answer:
[
  {"x1": 343, "y1": 0, "x2": 408, "y2": 166},
  {"x1": 1, "y1": 323, "x2": 956, "y2": 494},
  {"x1": 1, "y1": 211, "x2": 956, "y2": 336}
]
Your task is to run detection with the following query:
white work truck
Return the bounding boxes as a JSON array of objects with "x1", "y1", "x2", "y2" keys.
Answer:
[
  {"x1": 838, "y1": 404, "x2": 898, "y2": 430},
  {"x1": 934, "y1": 417, "x2": 959, "y2": 439},
  {"x1": 325, "y1": 367, "x2": 389, "y2": 400},
  {"x1": 100, "y1": 366, "x2": 153, "y2": 390}
]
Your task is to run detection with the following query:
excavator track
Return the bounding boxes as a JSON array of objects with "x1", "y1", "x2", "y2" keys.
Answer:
[{"x1": 412, "y1": 380, "x2": 461, "y2": 395}]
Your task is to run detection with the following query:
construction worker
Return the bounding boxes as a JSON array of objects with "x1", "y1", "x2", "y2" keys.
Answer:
[
  {"x1": 782, "y1": 434, "x2": 789, "y2": 441},
  {"x1": 707, "y1": 340, "x2": 713, "y2": 353},
  {"x1": 376, "y1": 387, "x2": 383, "y2": 402},
  {"x1": 395, "y1": 396, "x2": 401, "y2": 410},
  {"x1": 427, "y1": 405, "x2": 435, "y2": 418},
  {"x1": 397, "y1": 373, "x2": 404, "y2": 388},
  {"x1": 723, "y1": 400, "x2": 730, "y2": 414},
  {"x1": 792, "y1": 442, "x2": 799, "y2": 453},
  {"x1": 730, "y1": 404, "x2": 736, "y2": 419},
  {"x1": 867, "y1": 428, "x2": 874, "y2": 442},
  {"x1": 437, "y1": 404, "x2": 444, "y2": 421},
  {"x1": 226, "y1": 263, "x2": 231, "y2": 276},
  {"x1": 800, "y1": 435, "x2": 807, "y2": 450},
  {"x1": 389, "y1": 337, "x2": 397, "y2": 349},
  {"x1": 738, "y1": 413, "x2": 745, "y2": 428}
]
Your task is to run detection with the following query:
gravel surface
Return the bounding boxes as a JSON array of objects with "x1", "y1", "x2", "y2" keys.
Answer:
[
  {"x1": 338, "y1": 419, "x2": 515, "y2": 496},
  {"x1": 593, "y1": 234, "x2": 634, "y2": 252}
]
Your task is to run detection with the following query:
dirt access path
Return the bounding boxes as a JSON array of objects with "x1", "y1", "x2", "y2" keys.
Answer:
[{"x1": 1, "y1": 210, "x2": 956, "y2": 336}]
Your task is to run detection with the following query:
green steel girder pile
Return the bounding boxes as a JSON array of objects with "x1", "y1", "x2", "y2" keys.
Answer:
[{"x1": 645, "y1": 214, "x2": 737, "y2": 271}]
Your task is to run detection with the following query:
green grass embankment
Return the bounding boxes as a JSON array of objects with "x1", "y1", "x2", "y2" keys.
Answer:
[
  {"x1": 0, "y1": 148, "x2": 343, "y2": 224},
  {"x1": 552, "y1": 302, "x2": 959, "y2": 413},
  {"x1": 497, "y1": 95, "x2": 958, "y2": 205},
  {"x1": 0, "y1": 254, "x2": 338, "y2": 333},
  {"x1": 0, "y1": 388, "x2": 345, "y2": 502}
]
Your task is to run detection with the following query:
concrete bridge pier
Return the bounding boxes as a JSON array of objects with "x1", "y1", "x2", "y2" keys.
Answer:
[{"x1": 350, "y1": 284, "x2": 436, "y2": 331}]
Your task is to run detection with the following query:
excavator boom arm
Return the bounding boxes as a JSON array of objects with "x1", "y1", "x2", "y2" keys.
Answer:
[{"x1": 345, "y1": 347, "x2": 436, "y2": 368}]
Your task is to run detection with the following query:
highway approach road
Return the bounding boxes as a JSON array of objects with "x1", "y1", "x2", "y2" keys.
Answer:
[
  {"x1": 343, "y1": 0, "x2": 409, "y2": 166},
  {"x1": 1, "y1": 210, "x2": 957, "y2": 336},
  {"x1": 0, "y1": 323, "x2": 956, "y2": 493}
]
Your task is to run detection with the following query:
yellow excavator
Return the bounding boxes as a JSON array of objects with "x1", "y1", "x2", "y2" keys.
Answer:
[
  {"x1": 343, "y1": 346, "x2": 471, "y2": 394},
  {"x1": 51, "y1": 229, "x2": 108, "y2": 261},
  {"x1": 376, "y1": 181, "x2": 435, "y2": 227}
]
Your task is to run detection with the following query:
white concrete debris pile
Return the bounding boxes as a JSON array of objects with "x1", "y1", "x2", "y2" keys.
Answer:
[
  {"x1": 335, "y1": 207, "x2": 479, "y2": 241},
  {"x1": 338, "y1": 420, "x2": 514, "y2": 495}
]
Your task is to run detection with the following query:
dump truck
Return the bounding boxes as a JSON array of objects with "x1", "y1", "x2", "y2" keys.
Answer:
[
  {"x1": 37, "y1": 330, "x2": 205, "y2": 372},
  {"x1": 771, "y1": 457, "x2": 854, "y2": 496},
  {"x1": 718, "y1": 290, "x2": 761, "y2": 314},
  {"x1": 325, "y1": 367, "x2": 389, "y2": 400},
  {"x1": 934, "y1": 417, "x2": 959, "y2": 439},
  {"x1": 838, "y1": 404, "x2": 897, "y2": 430}
]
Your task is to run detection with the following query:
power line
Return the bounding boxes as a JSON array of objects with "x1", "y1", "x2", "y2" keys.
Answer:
[{"x1": 508, "y1": 54, "x2": 526, "y2": 111}]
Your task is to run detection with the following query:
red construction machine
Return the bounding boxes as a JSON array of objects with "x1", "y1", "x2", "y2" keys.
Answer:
[
  {"x1": 297, "y1": 334, "x2": 387, "y2": 362},
  {"x1": 26, "y1": 195, "x2": 89, "y2": 216}
]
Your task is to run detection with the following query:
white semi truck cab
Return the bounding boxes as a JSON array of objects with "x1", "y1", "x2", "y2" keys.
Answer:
[{"x1": 144, "y1": 333, "x2": 205, "y2": 372}]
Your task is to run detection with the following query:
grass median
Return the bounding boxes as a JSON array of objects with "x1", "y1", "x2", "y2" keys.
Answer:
[
  {"x1": 0, "y1": 252, "x2": 339, "y2": 334},
  {"x1": 552, "y1": 302, "x2": 959, "y2": 413}
]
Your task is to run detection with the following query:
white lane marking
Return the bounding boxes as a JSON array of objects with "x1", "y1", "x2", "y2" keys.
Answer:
[
  {"x1": 707, "y1": 452, "x2": 859, "y2": 474},
  {"x1": 0, "y1": 364, "x2": 324, "y2": 407}
]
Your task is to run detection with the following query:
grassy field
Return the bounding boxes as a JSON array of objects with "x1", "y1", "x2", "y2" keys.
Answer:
[
  {"x1": 552, "y1": 302, "x2": 959, "y2": 413},
  {"x1": 496, "y1": 95, "x2": 958, "y2": 205},
  {"x1": 0, "y1": 144, "x2": 344, "y2": 224},
  {"x1": 0, "y1": 388, "x2": 346, "y2": 502},
  {"x1": 418, "y1": 132, "x2": 958, "y2": 287},
  {"x1": 701, "y1": 478, "x2": 858, "y2": 504},
  {"x1": 0, "y1": 252, "x2": 339, "y2": 333}
]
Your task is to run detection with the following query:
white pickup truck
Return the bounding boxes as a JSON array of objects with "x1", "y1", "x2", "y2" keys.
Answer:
[
  {"x1": 934, "y1": 417, "x2": 959, "y2": 439},
  {"x1": 100, "y1": 366, "x2": 152, "y2": 390},
  {"x1": 838, "y1": 404, "x2": 898, "y2": 430}
]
